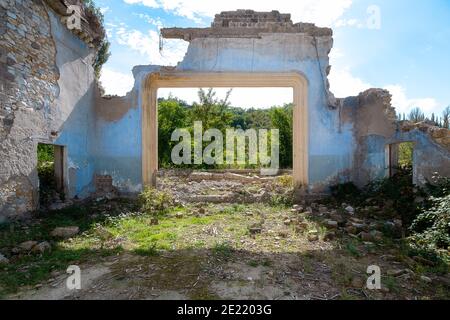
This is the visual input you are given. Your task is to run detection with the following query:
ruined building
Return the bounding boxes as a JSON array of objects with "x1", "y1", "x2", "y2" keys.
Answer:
[{"x1": 1, "y1": 5, "x2": 449, "y2": 220}]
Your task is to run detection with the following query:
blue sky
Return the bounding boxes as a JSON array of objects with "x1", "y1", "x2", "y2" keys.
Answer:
[{"x1": 95, "y1": 0, "x2": 450, "y2": 116}]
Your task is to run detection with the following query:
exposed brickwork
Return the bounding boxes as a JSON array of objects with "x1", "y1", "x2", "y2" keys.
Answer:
[
  {"x1": 212, "y1": 10, "x2": 292, "y2": 28},
  {"x1": 161, "y1": 10, "x2": 332, "y2": 41},
  {"x1": 94, "y1": 175, "x2": 114, "y2": 193}
]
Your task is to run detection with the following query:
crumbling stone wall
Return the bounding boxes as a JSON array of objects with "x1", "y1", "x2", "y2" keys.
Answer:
[
  {"x1": 340, "y1": 89, "x2": 450, "y2": 187},
  {"x1": 401, "y1": 122, "x2": 450, "y2": 151},
  {"x1": 0, "y1": 0, "x2": 100, "y2": 220},
  {"x1": 1, "y1": 7, "x2": 448, "y2": 219},
  {"x1": 99, "y1": 10, "x2": 449, "y2": 196},
  {"x1": 0, "y1": 0, "x2": 60, "y2": 138},
  {"x1": 0, "y1": 0, "x2": 60, "y2": 219}
]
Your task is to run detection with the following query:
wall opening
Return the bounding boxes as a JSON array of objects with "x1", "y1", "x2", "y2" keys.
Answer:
[
  {"x1": 157, "y1": 87, "x2": 294, "y2": 172},
  {"x1": 37, "y1": 143, "x2": 66, "y2": 208},
  {"x1": 387, "y1": 142, "x2": 414, "y2": 179},
  {"x1": 142, "y1": 72, "x2": 309, "y2": 189}
]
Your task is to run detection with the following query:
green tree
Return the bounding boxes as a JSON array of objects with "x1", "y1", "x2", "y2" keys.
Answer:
[
  {"x1": 158, "y1": 98, "x2": 189, "y2": 167},
  {"x1": 188, "y1": 88, "x2": 235, "y2": 131},
  {"x1": 269, "y1": 104, "x2": 293, "y2": 169}
]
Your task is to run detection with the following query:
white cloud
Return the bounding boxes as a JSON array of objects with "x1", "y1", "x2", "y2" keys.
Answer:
[
  {"x1": 329, "y1": 68, "x2": 442, "y2": 115},
  {"x1": 100, "y1": 6, "x2": 110, "y2": 14},
  {"x1": 328, "y1": 68, "x2": 372, "y2": 98},
  {"x1": 329, "y1": 68, "x2": 441, "y2": 116},
  {"x1": 334, "y1": 18, "x2": 365, "y2": 28},
  {"x1": 384, "y1": 85, "x2": 440, "y2": 116},
  {"x1": 100, "y1": 68, "x2": 135, "y2": 96},
  {"x1": 133, "y1": 13, "x2": 165, "y2": 29},
  {"x1": 124, "y1": 0, "x2": 159, "y2": 6},
  {"x1": 123, "y1": 0, "x2": 353, "y2": 26},
  {"x1": 115, "y1": 25, "x2": 188, "y2": 66}
]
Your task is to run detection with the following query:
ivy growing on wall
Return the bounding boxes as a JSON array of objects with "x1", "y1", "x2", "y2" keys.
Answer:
[{"x1": 82, "y1": 0, "x2": 111, "y2": 79}]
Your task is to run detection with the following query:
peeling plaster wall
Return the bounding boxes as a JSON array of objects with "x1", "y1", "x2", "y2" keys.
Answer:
[
  {"x1": 343, "y1": 89, "x2": 450, "y2": 188},
  {"x1": 49, "y1": 10, "x2": 97, "y2": 198},
  {"x1": 92, "y1": 66, "x2": 158, "y2": 193},
  {"x1": 0, "y1": 1, "x2": 96, "y2": 219},
  {"x1": 389, "y1": 129, "x2": 450, "y2": 185},
  {"x1": 94, "y1": 33, "x2": 357, "y2": 194},
  {"x1": 95, "y1": 32, "x2": 449, "y2": 195},
  {"x1": 3, "y1": 7, "x2": 448, "y2": 219}
]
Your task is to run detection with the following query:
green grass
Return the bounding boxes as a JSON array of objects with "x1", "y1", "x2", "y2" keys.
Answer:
[
  {"x1": 0, "y1": 201, "x2": 133, "y2": 297},
  {"x1": 345, "y1": 241, "x2": 362, "y2": 258},
  {"x1": 0, "y1": 199, "x2": 254, "y2": 297},
  {"x1": 247, "y1": 258, "x2": 272, "y2": 268},
  {"x1": 1, "y1": 198, "x2": 448, "y2": 300},
  {"x1": 383, "y1": 276, "x2": 399, "y2": 293},
  {"x1": 212, "y1": 242, "x2": 234, "y2": 259}
]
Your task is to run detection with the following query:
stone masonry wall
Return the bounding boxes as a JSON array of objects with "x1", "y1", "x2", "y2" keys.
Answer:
[
  {"x1": 0, "y1": 0, "x2": 99, "y2": 220},
  {"x1": 0, "y1": 0, "x2": 60, "y2": 220}
]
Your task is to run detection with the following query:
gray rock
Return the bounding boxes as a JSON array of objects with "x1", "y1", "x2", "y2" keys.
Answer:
[
  {"x1": 345, "y1": 206, "x2": 355, "y2": 214},
  {"x1": 19, "y1": 241, "x2": 38, "y2": 251},
  {"x1": 326, "y1": 220, "x2": 338, "y2": 228},
  {"x1": 31, "y1": 241, "x2": 51, "y2": 254},
  {"x1": 0, "y1": 253, "x2": 9, "y2": 264},
  {"x1": 50, "y1": 226, "x2": 80, "y2": 238},
  {"x1": 351, "y1": 222, "x2": 366, "y2": 232},
  {"x1": 307, "y1": 230, "x2": 319, "y2": 242},
  {"x1": 359, "y1": 232, "x2": 373, "y2": 242}
]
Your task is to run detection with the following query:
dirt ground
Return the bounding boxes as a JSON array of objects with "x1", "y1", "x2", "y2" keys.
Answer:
[{"x1": 5, "y1": 199, "x2": 449, "y2": 300}]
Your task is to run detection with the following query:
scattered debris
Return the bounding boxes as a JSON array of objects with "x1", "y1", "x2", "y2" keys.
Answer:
[
  {"x1": 307, "y1": 230, "x2": 319, "y2": 242},
  {"x1": 50, "y1": 226, "x2": 80, "y2": 239},
  {"x1": 31, "y1": 242, "x2": 52, "y2": 254},
  {"x1": 345, "y1": 206, "x2": 355, "y2": 214},
  {"x1": 19, "y1": 241, "x2": 38, "y2": 252},
  {"x1": 0, "y1": 253, "x2": 9, "y2": 264}
]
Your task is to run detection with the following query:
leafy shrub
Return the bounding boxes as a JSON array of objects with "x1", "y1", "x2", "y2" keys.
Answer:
[
  {"x1": 138, "y1": 187, "x2": 174, "y2": 214},
  {"x1": 410, "y1": 194, "x2": 450, "y2": 250},
  {"x1": 270, "y1": 189, "x2": 294, "y2": 207},
  {"x1": 364, "y1": 167, "x2": 421, "y2": 224},
  {"x1": 212, "y1": 242, "x2": 233, "y2": 259},
  {"x1": 424, "y1": 173, "x2": 450, "y2": 198},
  {"x1": 275, "y1": 175, "x2": 293, "y2": 188}
]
